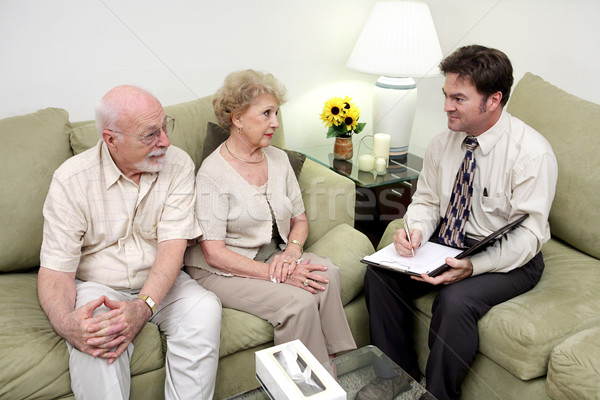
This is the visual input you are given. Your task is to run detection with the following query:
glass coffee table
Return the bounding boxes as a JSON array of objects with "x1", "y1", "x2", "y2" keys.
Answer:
[{"x1": 227, "y1": 345, "x2": 435, "y2": 399}]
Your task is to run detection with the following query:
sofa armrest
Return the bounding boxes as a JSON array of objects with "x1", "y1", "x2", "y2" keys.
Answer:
[
  {"x1": 298, "y1": 158, "x2": 356, "y2": 247},
  {"x1": 377, "y1": 218, "x2": 405, "y2": 250}
]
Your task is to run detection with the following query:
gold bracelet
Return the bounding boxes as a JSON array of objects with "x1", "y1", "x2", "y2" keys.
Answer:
[{"x1": 288, "y1": 239, "x2": 304, "y2": 253}]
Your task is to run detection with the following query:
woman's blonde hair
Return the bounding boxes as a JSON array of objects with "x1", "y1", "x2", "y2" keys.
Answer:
[{"x1": 213, "y1": 69, "x2": 287, "y2": 130}]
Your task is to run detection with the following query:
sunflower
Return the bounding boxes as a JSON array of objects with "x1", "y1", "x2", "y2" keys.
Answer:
[
  {"x1": 320, "y1": 97, "x2": 345, "y2": 127},
  {"x1": 320, "y1": 96, "x2": 367, "y2": 137},
  {"x1": 342, "y1": 105, "x2": 360, "y2": 132},
  {"x1": 340, "y1": 96, "x2": 355, "y2": 112}
]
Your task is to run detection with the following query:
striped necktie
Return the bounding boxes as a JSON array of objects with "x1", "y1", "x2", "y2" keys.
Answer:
[{"x1": 439, "y1": 136, "x2": 479, "y2": 248}]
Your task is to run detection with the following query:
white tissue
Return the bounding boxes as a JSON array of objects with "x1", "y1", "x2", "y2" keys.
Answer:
[{"x1": 275, "y1": 343, "x2": 324, "y2": 396}]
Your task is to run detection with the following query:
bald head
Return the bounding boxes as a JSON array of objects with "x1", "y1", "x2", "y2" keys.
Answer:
[{"x1": 95, "y1": 85, "x2": 162, "y2": 136}]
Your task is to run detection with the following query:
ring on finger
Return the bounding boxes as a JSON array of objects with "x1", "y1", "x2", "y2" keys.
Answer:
[
  {"x1": 283, "y1": 260, "x2": 290, "y2": 264},
  {"x1": 303, "y1": 279, "x2": 310, "y2": 287}
]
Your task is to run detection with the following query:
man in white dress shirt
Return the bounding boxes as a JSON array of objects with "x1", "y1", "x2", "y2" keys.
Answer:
[{"x1": 363, "y1": 45, "x2": 558, "y2": 400}]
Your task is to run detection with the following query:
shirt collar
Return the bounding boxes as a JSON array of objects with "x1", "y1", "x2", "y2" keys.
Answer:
[
  {"x1": 468, "y1": 109, "x2": 508, "y2": 156},
  {"x1": 100, "y1": 141, "x2": 122, "y2": 189},
  {"x1": 100, "y1": 141, "x2": 158, "y2": 189}
]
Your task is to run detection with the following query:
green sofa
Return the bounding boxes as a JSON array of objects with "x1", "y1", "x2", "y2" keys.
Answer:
[
  {"x1": 0, "y1": 95, "x2": 374, "y2": 399},
  {"x1": 378, "y1": 73, "x2": 600, "y2": 399}
]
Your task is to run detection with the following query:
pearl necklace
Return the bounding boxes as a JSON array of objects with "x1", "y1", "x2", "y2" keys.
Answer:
[{"x1": 224, "y1": 141, "x2": 265, "y2": 164}]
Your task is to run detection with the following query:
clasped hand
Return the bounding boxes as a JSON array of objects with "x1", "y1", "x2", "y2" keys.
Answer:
[
  {"x1": 269, "y1": 252, "x2": 328, "y2": 294},
  {"x1": 269, "y1": 247, "x2": 303, "y2": 283},
  {"x1": 62, "y1": 295, "x2": 151, "y2": 364},
  {"x1": 393, "y1": 227, "x2": 473, "y2": 285}
]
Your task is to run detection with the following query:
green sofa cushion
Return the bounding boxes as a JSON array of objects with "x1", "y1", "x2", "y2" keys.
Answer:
[
  {"x1": 305, "y1": 223, "x2": 373, "y2": 306},
  {"x1": 477, "y1": 238, "x2": 600, "y2": 380},
  {"x1": 298, "y1": 159, "x2": 357, "y2": 248},
  {"x1": 0, "y1": 271, "x2": 165, "y2": 399},
  {"x1": 411, "y1": 238, "x2": 600, "y2": 382},
  {"x1": 547, "y1": 327, "x2": 600, "y2": 400},
  {"x1": 0, "y1": 108, "x2": 73, "y2": 273},
  {"x1": 507, "y1": 73, "x2": 600, "y2": 260},
  {"x1": 219, "y1": 308, "x2": 273, "y2": 358},
  {"x1": 163, "y1": 96, "x2": 222, "y2": 169},
  {"x1": 379, "y1": 220, "x2": 600, "y2": 381}
]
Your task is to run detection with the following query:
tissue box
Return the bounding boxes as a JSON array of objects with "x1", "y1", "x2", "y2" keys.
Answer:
[{"x1": 255, "y1": 340, "x2": 346, "y2": 400}]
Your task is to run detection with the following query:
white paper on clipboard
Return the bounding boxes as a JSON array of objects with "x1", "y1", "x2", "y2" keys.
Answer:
[{"x1": 362, "y1": 242, "x2": 461, "y2": 275}]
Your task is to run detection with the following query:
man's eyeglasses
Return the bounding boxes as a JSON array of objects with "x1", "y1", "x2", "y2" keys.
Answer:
[{"x1": 108, "y1": 116, "x2": 175, "y2": 146}]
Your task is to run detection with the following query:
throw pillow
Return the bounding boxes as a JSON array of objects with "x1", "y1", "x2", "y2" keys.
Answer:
[
  {"x1": 70, "y1": 120, "x2": 98, "y2": 155},
  {"x1": 202, "y1": 122, "x2": 230, "y2": 162},
  {"x1": 0, "y1": 108, "x2": 72, "y2": 272},
  {"x1": 203, "y1": 122, "x2": 305, "y2": 177}
]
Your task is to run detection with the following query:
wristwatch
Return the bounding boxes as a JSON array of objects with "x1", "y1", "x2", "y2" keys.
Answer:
[{"x1": 138, "y1": 294, "x2": 156, "y2": 316}]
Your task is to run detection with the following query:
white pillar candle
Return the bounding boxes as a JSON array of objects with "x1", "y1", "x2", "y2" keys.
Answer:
[
  {"x1": 373, "y1": 133, "x2": 391, "y2": 158},
  {"x1": 375, "y1": 156, "x2": 387, "y2": 174},
  {"x1": 358, "y1": 154, "x2": 375, "y2": 171}
]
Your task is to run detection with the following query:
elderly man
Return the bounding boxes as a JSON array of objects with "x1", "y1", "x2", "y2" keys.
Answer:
[
  {"x1": 38, "y1": 85, "x2": 221, "y2": 400},
  {"x1": 363, "y1": 45, "x2": 558, "y2": 400}
]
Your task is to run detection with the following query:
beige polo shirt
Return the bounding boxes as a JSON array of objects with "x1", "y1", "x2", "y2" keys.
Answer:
[{"x1": 40, "y1": 140, "x2": 201, "y2": 290}]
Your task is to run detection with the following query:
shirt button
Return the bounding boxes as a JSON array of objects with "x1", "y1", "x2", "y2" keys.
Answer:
[{"x1": 129, "y1": 247, "x2": 134, "y2": 252}]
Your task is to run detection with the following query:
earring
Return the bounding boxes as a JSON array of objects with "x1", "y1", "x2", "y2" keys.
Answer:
[{"x1": 238, "y1": 127, "x2": 242, "y2": 134}]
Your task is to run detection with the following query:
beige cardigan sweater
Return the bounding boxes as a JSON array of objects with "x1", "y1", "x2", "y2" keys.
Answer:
[{"x1": 184, "y1": 144, "x2": 304, "y2": 275}]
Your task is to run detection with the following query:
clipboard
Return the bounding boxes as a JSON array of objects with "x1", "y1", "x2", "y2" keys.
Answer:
[{"x1": 361, "y1": 214, "x2": 529, "y2": 277}]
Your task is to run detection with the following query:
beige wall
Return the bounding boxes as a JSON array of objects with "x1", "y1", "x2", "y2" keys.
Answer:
[{"x1": 1, "y1": 0, "x2": 598, "y2": 155}]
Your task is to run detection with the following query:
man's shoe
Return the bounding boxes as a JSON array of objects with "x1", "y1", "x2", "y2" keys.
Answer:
[{"x1": 356, "y1": 374, "x2": 411, "y2": 400}]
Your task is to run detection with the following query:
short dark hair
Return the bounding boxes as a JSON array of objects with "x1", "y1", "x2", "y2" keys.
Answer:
[{"x1": 440, "y1": 45, "x2": 514, "y2": 106}]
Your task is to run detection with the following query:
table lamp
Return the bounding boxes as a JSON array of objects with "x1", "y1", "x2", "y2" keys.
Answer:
[{"x1": 346, "y1": 1, "x2": 442, "y2": 158}]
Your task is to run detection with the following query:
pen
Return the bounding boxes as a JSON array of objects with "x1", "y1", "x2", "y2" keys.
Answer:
[{"x1": 404, "y1": 221, "x2": 415, "y2": 257}]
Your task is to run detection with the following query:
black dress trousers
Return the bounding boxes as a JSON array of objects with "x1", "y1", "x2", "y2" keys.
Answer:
[{"x1": 364, "y1": 237, "x2": 545, "y2": 400}]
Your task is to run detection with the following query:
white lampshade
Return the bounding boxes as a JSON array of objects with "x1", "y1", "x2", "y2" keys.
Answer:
[
  {"x1": 346, "y1": 1, "x2": 442, "y2": 158},
  {"x1": 346, "y1": 1, "x2": 442, "y2": 77}
]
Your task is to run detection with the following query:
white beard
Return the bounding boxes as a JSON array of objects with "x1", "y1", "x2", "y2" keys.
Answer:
[{"x1": 135, "y1": 149, "x2": 167, "y2": 173}]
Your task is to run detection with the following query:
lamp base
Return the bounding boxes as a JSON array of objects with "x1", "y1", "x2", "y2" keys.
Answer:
[{"x1": 372, "y1": 76, "x2": 417, "y2": 158}]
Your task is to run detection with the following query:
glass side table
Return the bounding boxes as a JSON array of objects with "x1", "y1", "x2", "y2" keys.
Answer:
[
  {"x1": 297, "y1": 144, "x2": 423, "y2": 246},
  {"x1": 296, "y1": 144, "x2": 423, "y2": 189},
  {"x1": 227, "y1": 345, "x2": 435, "y2": 400}
]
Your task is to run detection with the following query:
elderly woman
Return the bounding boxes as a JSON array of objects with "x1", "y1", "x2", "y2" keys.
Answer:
[{"x1": 184, "y1": 70, "x2": 356, "y2": 362}]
